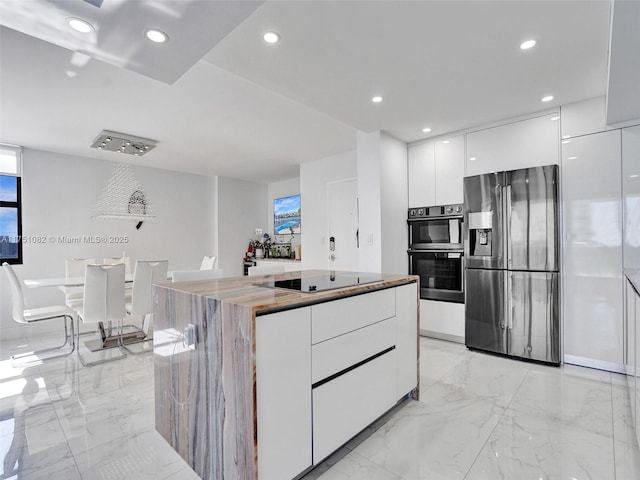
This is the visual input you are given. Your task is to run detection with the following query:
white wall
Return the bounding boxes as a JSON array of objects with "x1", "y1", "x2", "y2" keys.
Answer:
[
  {"x1": 1, "y1": 148, "x2": 214, "y2": 339},
  {"x1": 267, "y1": 177, "x2": 300, "y2": 251},
  {"x1": 216, "y1": 176, "x2": 268, "y2": 276},
  {"x1": 300, "y1": 150, "x2": 357, "y2": 270},
  {"x1": 357, "y1": 131, "x2": 408, "y2": 274},
  {"x1": 357, "y1": 131, "x2": 382, "y2": 273},
  {"x1": 380, "y1": 133, "x2": 409, "y2": 274}
]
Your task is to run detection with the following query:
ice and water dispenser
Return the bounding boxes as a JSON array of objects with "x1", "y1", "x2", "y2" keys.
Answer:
[{"x1": 467, "y1": 211, "x2": 493, "y2": 257}]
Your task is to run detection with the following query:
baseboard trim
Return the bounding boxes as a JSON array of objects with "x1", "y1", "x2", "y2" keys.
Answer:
[
  {"x1": 420, "y1": 330, "x2": 465, "y2": 345},
  {"x1": 563, "y1": 354, "x2": 626, "y2": 374}
]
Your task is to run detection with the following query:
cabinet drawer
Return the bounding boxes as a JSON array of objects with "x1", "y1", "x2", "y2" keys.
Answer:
[
  {"x1": 312, "y1": 317, "x2": 396, "y2": 384},
  {"x1": 312, "y1": 349, "x2": 397, "y2": 463},
  {"x1": 312, "y1": 289, "x2": 395, "y2": 344}
]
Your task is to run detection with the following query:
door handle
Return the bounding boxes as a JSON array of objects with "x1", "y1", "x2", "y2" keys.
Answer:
[
  {"x1": 507, "y1": 272, "x2": 513, "y2": 330},
  {"x1": 329, "y1": 254, "x2": 336, "y2": 262},
  {"x1": 505, "y1": 184, "x2": 512, "y2": 269},
  {"x1": 501, "y1": 272, "x2": 508, "y2": 329}
]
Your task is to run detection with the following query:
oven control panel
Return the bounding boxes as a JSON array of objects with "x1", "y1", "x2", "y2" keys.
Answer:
[{"x1": 408, "y1": 203, "x2": 463, "y2": 219}]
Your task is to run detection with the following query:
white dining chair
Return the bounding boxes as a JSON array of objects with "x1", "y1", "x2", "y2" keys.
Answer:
[
  {"x1": 171, "y1": 268, "x2": 224, "y2": 282},
  {"x1": 2, "y1": 262, "x2": 75, "y2": 365},
  {"x1": 200, "y1": 256, "x2": 216, "y2": 270},
  {"x1": 103, "y1": 253, "x2": 132, "y2": 274},
  {"x1": 248, "y1": 265, "x2": 285, "y2": 276},
  {"x1": 60, "y1": 257, "x2": 95, "y2": 308},
  {"x1": 121, "y1": 260, "x2": 169, "y2": 354},
  {"x1": 74, "y1": 263, "x2": 127, "y2": 367}
]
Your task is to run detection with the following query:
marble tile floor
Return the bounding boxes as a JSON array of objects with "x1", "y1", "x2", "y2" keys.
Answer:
[{"x1": 1, "y1": 334, "x2": 639, "y2": 480}]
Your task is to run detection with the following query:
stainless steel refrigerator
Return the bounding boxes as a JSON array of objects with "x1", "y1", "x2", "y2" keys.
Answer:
[{"x1": 463, "y1": 165, "x2": 560, "y2": 365}]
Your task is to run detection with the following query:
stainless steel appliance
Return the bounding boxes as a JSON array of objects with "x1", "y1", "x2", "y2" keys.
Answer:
[
  {"x1": 463, "y1": 165, "x2": 560, "y2": 365},
  {"x1": 408, "y1": 204, "x2": 464, "y2": 303}
]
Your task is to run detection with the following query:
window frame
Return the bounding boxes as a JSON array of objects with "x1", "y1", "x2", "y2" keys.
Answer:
[{"x1": 0, "y1": 145, "x2": 23, "y2": 265}]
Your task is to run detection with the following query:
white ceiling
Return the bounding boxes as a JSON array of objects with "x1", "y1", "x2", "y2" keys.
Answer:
[{"x1": 0, "y1": 1, "x2": 617, "y2": 183}]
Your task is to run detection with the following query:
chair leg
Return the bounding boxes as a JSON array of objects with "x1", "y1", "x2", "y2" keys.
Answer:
[
  {"x1": 76, "y1": 317, "x2": 127, "y2": 367},
  {"x1": 118, "y1": 315, "x2": 153, "y2": 356},
  {"x1": 10, "y1": 315, "x2": 76, "y2": 366}
]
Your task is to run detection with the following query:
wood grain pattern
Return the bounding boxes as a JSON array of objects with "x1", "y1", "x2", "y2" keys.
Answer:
[{"x1": 154, "y1": 270, "x2": 419, "y2": 480}]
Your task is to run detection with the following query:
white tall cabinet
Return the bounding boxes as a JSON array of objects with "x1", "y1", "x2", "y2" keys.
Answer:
[
  {"x1": 562, "y1": 130, "x2": 623, "y2": 370},
  {"x1": 622, "y1": 125, "x2": 640, "y2": 269}
]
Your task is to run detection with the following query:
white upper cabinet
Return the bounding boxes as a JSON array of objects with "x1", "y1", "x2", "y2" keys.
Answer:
[
  {"x1": 466, "y1": 113, "x2": 559, "y2": 176},
  {"x1": 623, "y1": 125, "x2": 640, "y2": 269},
  {"x1": 434, "y1": 134, "x2": 465, "y2": 205},
  {"x1": 408, "y1": 141, "x2": 435, "y2": 206},
  {"x1": 408, "y1": 134, "x2": 464, "y2": 206}
]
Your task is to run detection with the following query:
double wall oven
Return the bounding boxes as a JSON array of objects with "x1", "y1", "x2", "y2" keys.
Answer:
[{"x1": 408, "y1": 204, "x2": 464, "y2": 303}]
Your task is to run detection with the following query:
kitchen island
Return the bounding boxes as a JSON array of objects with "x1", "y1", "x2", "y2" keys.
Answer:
[{"x1": 153, "y1": 270, "x2": 419, "y2": 480}]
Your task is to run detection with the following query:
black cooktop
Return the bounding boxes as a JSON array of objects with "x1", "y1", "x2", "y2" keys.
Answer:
[{"x1": 256, "y1": 273, "x2": 384, "y2": 293}]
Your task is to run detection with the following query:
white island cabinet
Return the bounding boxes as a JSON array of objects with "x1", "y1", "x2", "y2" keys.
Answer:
[
  {"x1": 257, "y1": 284, "x2": 419, "y2": 474},
  {"x1": 155, "y1": 271, "x2": 419, "y2": 480}
]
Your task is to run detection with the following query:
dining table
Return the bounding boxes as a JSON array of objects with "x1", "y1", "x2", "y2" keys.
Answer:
[{"x1": 23, "y1": 274, "x2": 135, "y2": 288}]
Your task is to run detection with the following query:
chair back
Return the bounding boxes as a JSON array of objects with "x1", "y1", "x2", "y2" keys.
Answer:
[
  {"x1": 248, "y1": 265, "x2": 285, "y2": 276},
  {"x1": 82, "y1": 263, "x2": 126, "y2": 324},
  {"x1": 172, "y1": 268, "x2": 224, "y2": 282},
  {"x1": 130, "y1": 260, "x2": 169, "y2": 316},
  {"x1": 2, "y1": 262, "x2": 26, "y2": 323},
  {"x1": 103, "y1": 254, "x2": 132, "y2": 274},
  {"x1": 65, "y1": 258, "x2": 96, "y2": 279},
  {"x1": 200, "y1": 256, "x2": 216, "y2": 270}
]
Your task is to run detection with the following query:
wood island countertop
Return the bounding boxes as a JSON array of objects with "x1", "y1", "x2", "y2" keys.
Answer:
[{"x1": 158, "y1": 269, "x2": 419, "y2": 315}]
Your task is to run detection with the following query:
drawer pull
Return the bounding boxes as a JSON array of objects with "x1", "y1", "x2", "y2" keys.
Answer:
[{"x1": 312, "y1": 346, "x2": 395, "y2": 389}]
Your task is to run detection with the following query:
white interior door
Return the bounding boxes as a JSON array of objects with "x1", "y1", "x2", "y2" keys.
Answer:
[{"x1": 327, "y1": 179, "x2": 359, "y2": 271}]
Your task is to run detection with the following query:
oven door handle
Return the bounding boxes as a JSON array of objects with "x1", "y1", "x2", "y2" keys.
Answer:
[{"x1": 407, "y1": 248, "x2": 464, "y2": 254}]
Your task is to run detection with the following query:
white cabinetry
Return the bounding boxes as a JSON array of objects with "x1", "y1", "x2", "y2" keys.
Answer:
[
  {"x1": 408, "y1": 135, "x2": 464, "y2": 206},
  {"x1": 466, "y1": 113, "x2": 559, "y2": 176},
  {"x1": 562, "y1": 130, "x2": 623, "y2": 369},
  {"x1": 622, "y1": 125, "x2": 640, "y2": 269},
  {"x1": 395, "y1": 283, "x2": 419, "y2": 395},
  {"x1": 255, "y1": 259, "x2": 304, "y2": 272},
  {"x1": 624, "y1": 277, "x2": 640, "y2": 448},
  {"x1": 408, "y1": 141, "x2": 435, "y2": 206},
  {"x1": 434, "y1": 135, "x2": 465, "y2": 205},
  {"x1": 419, "y1": 299, "x2": 465, "y2": 343},
  {"x1": 256, "y1": 308, "x2": 312, "y2": 480},
  {"x1": 310, "y1": 283, "x2": 418, "y2": 464}
]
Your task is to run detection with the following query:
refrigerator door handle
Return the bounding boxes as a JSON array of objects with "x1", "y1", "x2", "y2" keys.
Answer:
[
  {"x1": 507, "y1": 272, "x2": 513, "y2": 330},
  {"x1": 505, "y1": 184, "x2": 512, "y2": 269},
  {"x1": 501, "y1": 271, "x2": 508, "y2": 329}
]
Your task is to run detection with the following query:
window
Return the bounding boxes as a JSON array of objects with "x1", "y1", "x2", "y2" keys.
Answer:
[{"x1": 0, "y1": 145, "x2": 22, "y2": 264}]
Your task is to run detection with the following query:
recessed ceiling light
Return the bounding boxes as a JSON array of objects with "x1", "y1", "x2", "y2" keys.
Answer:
[
  {"x1": 67, "y1": 17, "x2": 94, "y2": 34},
  {"x1": 520, "y1": 39, "x2": 536, "y2": 50},
  {"x1": 422, "y1": 127, "x2": 431, "y2": 133},
  {"x1": 442, "y1": 140, "x2": 451, "y2": 144},
  {"x1": 541, "y1": 95, "x2": 554, "y2": 102},
  {"x1": 263, "y1": 31, "x2": 280, "y2": 44},
  {"x1": 469, "y1": 157, "x2": 477, "y2": 161},
  {"x1": 372, "y1": 96, "x2": 383, "y2": 103},
  {"x1": 146, "y1": 29, "x2": 168, "y2": 43},
  {"x1": 630, "y1": 174, "x2": 639, "y2": 178},
  {"x1": 568, "y1": 156, "x2": 577, "y2": 160},
  {"x1": 550, "y1": 116, "x2": 559, "y2": 121},
  {"x1": 561, "y1": 140, "x2": 571, "y2": 144}
]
